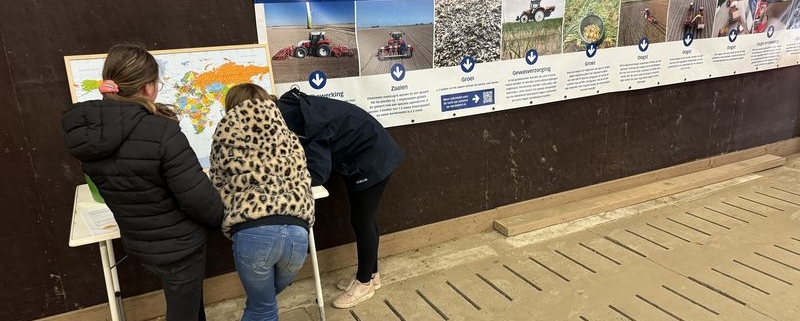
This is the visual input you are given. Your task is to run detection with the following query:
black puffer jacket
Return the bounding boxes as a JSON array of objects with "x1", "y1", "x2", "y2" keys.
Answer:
[{"x1": 62, "y1": 100, "x2": 224, "y2": 266}]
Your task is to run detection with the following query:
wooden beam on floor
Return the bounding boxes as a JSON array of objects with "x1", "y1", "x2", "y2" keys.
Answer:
[
  {"x1": 495, "y1": 137, "x2": 800, "y2": 220},
  {"x1": 493, "y1": 154, "x2": 786, "y2": 237}
]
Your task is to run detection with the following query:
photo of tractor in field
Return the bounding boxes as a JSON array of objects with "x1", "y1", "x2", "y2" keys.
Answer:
[
  {"x1": 356, "y1": 0, "x2": 433, "y2": 76},
  {"x1": 516, "y1": 0, "x2": 557, "y2": 23},
  {"x1": 618, "y1": 0, "x2": 666, "y2": 46},
  {"x1": 683, "y1": 2, "x2": 706, "y2": 34},
  {"x1": 377, "y1": 31, "x2": 414, "y2": 60},
  {"x1": 667, "y1": 0, "x2": 712, "y2": 41},
  {"x1": 501, "y1": 0, "x2": 564, "y2": 59},
  {"x1": 262, "y1": 0, "x2": 359, "y2": 83},
  {"x1": 643, "y1": 8, "x2": 657, "y2": 24},
  {"x1": 271, "y1": 31, "x2": 354, "y2": 60}
]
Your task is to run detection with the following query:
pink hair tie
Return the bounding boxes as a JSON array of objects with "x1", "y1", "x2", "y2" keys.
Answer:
[{"x1": 99, "y1": 80, "x2": 119, "y2": 94}]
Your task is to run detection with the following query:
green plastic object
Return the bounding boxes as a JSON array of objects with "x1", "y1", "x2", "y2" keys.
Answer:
[{"x1": 84, "y1": 174, "x2": 105, "y2": 203}]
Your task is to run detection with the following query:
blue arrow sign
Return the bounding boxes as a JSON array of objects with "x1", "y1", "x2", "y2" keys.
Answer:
[
  {"x1": 586, "y1": 43, "x2": 597, "y2": 58},
  {"x1": 638, "y1": 37, "x2": 649, "y2": 52},
  {"x1": 525, "y1": 49, "x2": 539, "y2": 65},
  {"x1": 308, "y1": 70, "x2": 327, "y2": 89},
  {"x1": 441, "y1": 89, "x2": 495, "y2": 112},
  {"x1": 682, "y1": 32, "x2": 694, "y2": 47},
  {"x1": 390, "y1": 63, "x2": 406, "y2": 81},
  {"x1": 728, "y1": 29, "x2": 738, "y2": 42},
  {"x1": 460, "y1": 56, "x2": 476, "y2": 73}
]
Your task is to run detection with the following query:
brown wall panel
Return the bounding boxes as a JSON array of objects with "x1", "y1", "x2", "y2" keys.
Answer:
[
  {"x1": 0, "y1": 19, "x2": 59, "y2": 321},
  {"x1": 0, "y1": 1, "x2": 798, "y2": 320},
  {"x1": 732, "y1": 68, "x2": 800, "y2": 148},
  {"x1": 0, "y1": 1, "x2": 260, "y2": 320},
  {"x1": 488, "y1": 94, "x2": 630, "y2": 199}
]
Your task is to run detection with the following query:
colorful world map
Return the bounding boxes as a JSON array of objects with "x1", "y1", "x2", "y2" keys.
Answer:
[
  {"x1": 174, "y1": 62, "x2": 271, "y2": 133},
  {"x1": 66, "y1": 45, "x2": 275, "y2": 167}
]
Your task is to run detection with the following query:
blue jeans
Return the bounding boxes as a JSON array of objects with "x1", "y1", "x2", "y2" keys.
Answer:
[{"x1": 233, "y1": 225, "x2": 309, "y2": 321}]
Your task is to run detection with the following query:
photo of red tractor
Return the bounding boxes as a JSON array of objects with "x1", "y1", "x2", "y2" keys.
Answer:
[
  {"x1": 516, "y1": 0, "x2": 556, "y2": 23},
  {"x1": 271, "y1": 31, "x2": 353, "y2": 60},
  {"x1": 377, "y1": 31, "x2": 413, "y2": 61}
]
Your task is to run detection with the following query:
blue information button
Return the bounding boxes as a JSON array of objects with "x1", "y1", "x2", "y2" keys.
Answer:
[{"x1": 441, "y1": 89, "x2": 495, "y2": 112}]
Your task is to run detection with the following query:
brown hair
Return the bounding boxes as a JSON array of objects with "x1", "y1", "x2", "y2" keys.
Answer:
[
  {"x1": 224, "y1": 83, "x2": 273, "y2": 112},
  {"x1": 101, "y1": 43, "x2": 177, "y2": 120}
]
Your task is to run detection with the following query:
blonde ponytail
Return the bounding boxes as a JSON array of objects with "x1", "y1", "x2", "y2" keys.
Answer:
[{"x1": 102, "y1": 44, "x2": 178, "y2": 121}]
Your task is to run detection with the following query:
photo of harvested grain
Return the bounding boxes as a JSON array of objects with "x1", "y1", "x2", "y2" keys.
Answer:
[
  {"x1": 434, "y1": 0, "x2": 502, "y2": 67},
  {"x1": 563, "y1": 0, "x2": 621, "y2": 53},
  {"x1": 502, "y1": 0, "x2": 565, "y2": 59},
  {"x1": 263, "y1": 1, "x2": 359, "y2": 84},
  {"x1": 619, "y1": 0, "x2": 667, "y2": 46},
  {"x1": 356, "y1": 0, "x2": 434, "y2": 76}
]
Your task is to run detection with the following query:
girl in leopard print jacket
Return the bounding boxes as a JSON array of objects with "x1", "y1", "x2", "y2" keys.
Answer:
[{"x1": 209, "y1": 83, "x2": 314, "y2": 320}]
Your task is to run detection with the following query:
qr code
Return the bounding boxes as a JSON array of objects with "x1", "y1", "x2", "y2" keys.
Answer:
[{"x1": 483, "y1": 90, "x2": 494, "y2": 104}]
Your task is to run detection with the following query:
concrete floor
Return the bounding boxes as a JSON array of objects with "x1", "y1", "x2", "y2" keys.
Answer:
[{"x1": 194, "y1": 163, "x2": 800, "y2": 321}]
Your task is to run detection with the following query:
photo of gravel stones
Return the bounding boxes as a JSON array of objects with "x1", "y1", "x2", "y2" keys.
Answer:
[{"x1": 434, "y1": 0, "x2": 502, "y2": 67}]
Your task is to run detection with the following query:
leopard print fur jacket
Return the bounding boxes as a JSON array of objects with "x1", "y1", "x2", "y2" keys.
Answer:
[{"x1": 209, "y1": 98, "x2": 315, "y2": 238}]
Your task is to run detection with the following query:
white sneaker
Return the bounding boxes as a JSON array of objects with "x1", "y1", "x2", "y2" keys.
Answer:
[
  {"x1": 332, "y1": 279, "x2": 375, "y2": 309},
  {"x1": 336, "y1": 272, "x2": 381, "y2": 291}
]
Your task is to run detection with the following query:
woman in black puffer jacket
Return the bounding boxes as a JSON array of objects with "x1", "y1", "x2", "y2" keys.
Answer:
[{"x1": 62, "y1": 43, "x2": 223, "y2": 321}]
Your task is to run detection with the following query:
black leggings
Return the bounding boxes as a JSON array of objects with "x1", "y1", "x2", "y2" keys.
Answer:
[
  {"x1": 348, "y1": 176, "x2": 390, "y2": 283},
  {"x1": 143, "y1": 247, "x2": 206, "y2": 321}
]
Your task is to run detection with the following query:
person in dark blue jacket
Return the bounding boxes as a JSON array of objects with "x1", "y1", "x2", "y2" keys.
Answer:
[{"x1": 277, "y1": 88, "x2": 404, "y2": 308}]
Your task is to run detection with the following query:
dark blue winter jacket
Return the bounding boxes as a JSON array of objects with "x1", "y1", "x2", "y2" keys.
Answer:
[{"x1": 277, "y1": 89, "x2": 404, "y2": 190}]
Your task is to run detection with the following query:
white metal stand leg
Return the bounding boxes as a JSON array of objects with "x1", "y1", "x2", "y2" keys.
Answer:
[
  {"x1": 106, "y1": 240, "x2": 126, "y2": 321},
  {"x1": 99, "y1": 240, "x2": 122, "y2": 321},
  {"x1": 309, "y1": 227, "x2": 326, "y2": 321}
]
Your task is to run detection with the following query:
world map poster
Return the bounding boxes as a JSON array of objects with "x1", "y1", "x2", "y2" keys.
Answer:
[{"x1": 64, "y1": 44, "x2": 276, "y2": 167}]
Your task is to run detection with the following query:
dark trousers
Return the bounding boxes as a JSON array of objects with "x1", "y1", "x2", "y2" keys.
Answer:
[
  {"x1": 347, "y1": 176, "x2": 391, "y2": 283},
  {"x1": 143, "y1": 247, "x2": 207, "y2": 321}
]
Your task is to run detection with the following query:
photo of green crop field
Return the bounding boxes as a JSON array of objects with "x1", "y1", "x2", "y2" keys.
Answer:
[
  {"x1": 503, "y1": 18, "x2": 564, "y2": 59},
  {"x1": 563, "y1": 0, "x2": 621, "y2": 53}
]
